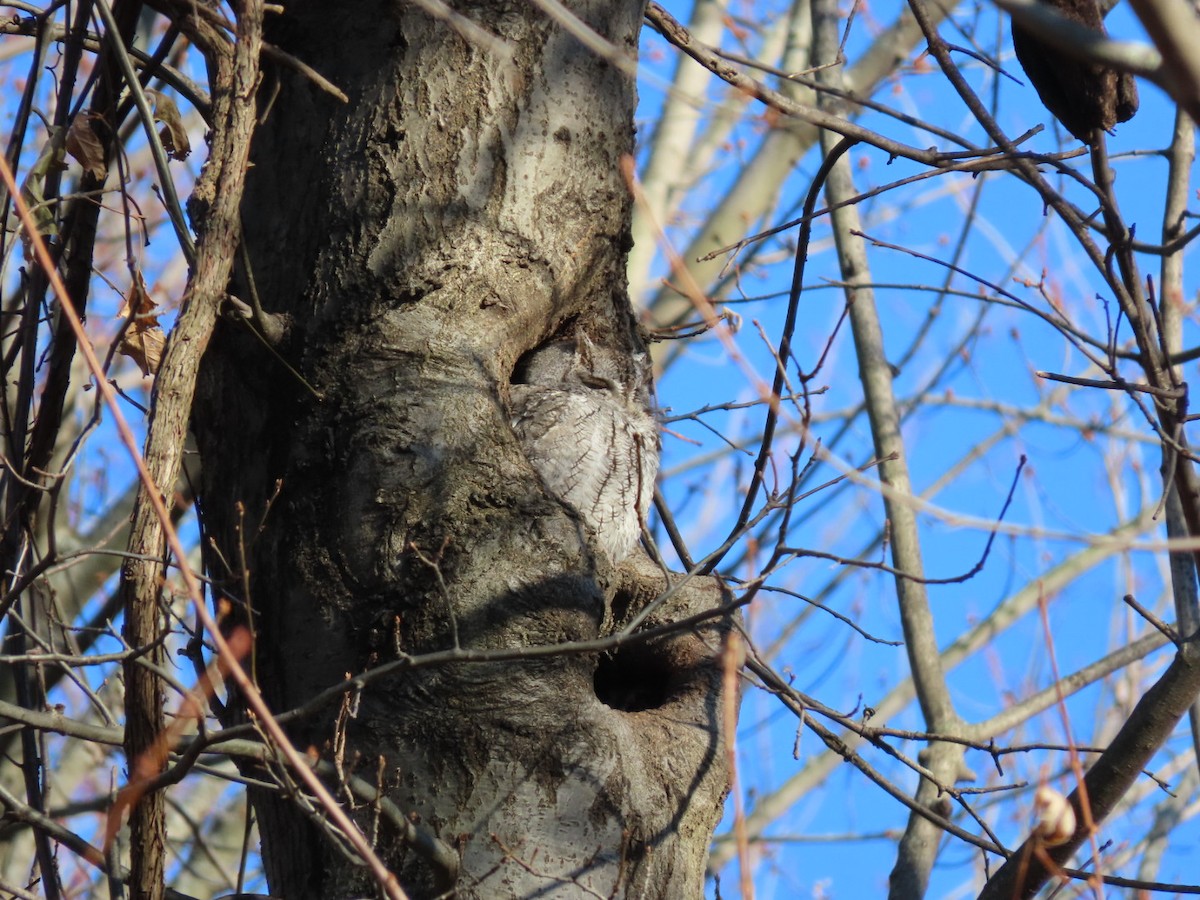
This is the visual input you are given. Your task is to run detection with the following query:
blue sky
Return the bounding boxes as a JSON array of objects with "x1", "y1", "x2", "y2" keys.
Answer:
[{"x1": 636, "y1": 1, "x2": 1199, "y2": 896}]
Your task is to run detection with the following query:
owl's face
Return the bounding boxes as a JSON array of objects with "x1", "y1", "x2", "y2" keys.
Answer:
[{"x1": 513, "y1": 336, "x2": 653, "y2": 411}]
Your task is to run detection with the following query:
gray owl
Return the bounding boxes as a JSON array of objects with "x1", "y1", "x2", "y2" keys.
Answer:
[{"x1": 509, "y1": 336, "x2": 660, "y2": 564}]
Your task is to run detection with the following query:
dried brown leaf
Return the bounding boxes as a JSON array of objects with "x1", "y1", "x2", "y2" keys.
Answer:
[
  {"x1": 65, "y1": 114, "x2": 106, "y2": 181},
  {"x1": 118, "y1": 271, "x2": 167, "y2": 377},
  {"x1": 148, "y1": 90, "x2": 191, "y2": 161}
]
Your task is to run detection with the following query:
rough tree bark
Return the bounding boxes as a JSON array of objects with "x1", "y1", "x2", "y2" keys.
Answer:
[{"x1": 193, "y1": 2, "x2": 733, "y2": 897}]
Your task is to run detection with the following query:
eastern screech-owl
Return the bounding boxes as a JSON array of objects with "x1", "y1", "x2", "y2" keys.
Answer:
[{"x1": 510, "y1": 335, "x2": 660, "y2": 564}]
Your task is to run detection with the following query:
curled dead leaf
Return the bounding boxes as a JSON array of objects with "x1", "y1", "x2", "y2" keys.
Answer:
[
  {"x1": 147, "y1": 89, "x2": 191, "y2": 161},
  {"x1": 65, "y1": 113, "x2": 106, "y2": 181},
  {"x1": 117, "y1": 271, "x2": 167, "y2": 377}
]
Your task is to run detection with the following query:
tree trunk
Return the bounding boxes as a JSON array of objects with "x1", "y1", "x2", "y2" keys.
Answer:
[{"x1": 193, "y1": 2, "x2": 733, "y2": 897}]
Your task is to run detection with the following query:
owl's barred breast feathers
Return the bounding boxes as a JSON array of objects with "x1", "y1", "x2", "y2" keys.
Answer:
[{"x1": 509, "y1": 336, "x2": 660, "y2": 564}]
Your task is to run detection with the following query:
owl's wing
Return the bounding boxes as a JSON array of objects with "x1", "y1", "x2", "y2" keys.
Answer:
[{"x1": 510, "y1": 384, "x2": 658, "y2": 563}]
